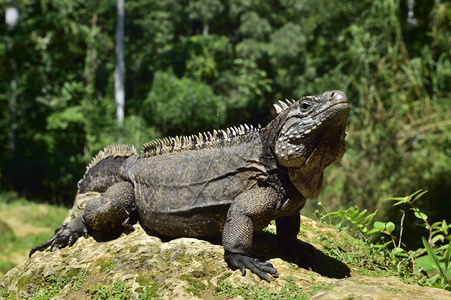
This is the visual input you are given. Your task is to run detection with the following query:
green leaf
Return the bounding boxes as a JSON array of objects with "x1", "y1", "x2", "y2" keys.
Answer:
[
  {"x1": 373, "y1": 221, "x2": 386, "y2": 229},
  {"x1": 442, "y1": 220, "x2": 450, "y2": 229},
  {"x1": 386, "y1": 197, "x2": 404, "y2": 201},
  {"x1": 347, "y1": 207, "x2": 359, "y2": 219},
  {"x1": 431, "y1": 234, "x2": 445, "y2": 244},
  {"x1": 411, "y1": 190, "x2": 428, "y2": 204},
  {"x1": 422, "y1": 237, "x2": 445, "y2": 278},
  {"x1": 367, "y1": 228, "x2": 382, "y2": 235},
  {"x1": 392, "y1": 247, "x2": 404, "y2": 255},
  {"x1": 386, "y1": 222, "x2": 395, "y2": 233},
  {"x1": 386, "y1": 196, "x2": 408, "y2": 206},
  {"x1": 362, "y1": 210, "x2": 378, "y2": 226},
  {"x1": 355, "y1": 209, "x2": 368, "y2": 223},
  {"x1": 413, "y1": 211, "x2": 428, "y2": 220},
  {"x1": 386, "y1": 190, "x2": 428, "y2": 206},
  {"x1": 430, "y1": 273, "x2": 441, "y2": 284},
  {"x1": 445, "y1": 266, "x2": 451, "y2": 281},
  {"x1": 445, "y1": 240, "x2": 451, "y2": 270},
  {"x1": 415, "y1": 255, "x2": 436, "y2": 276}
]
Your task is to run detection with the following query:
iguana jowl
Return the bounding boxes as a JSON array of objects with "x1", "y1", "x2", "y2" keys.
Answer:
[{"x1": 30, "y1": 90, "x2": 349, "y2": 282}]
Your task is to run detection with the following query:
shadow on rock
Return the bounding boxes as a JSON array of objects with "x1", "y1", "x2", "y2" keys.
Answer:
[
  {"x1": 140, "y1": 223, "x2": 223, "y2": 245},
  {"x1": 253, "y1": 231, "x2": 350, "y2": 279},
  {"x1": 90, "y1": 224, "x2": 137, "y2": 243},
  {"x1": 91, "y1": 224, "x2": 350, "y2": 279}
]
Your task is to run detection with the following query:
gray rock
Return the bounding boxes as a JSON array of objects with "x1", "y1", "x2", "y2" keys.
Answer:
[{"x1": 1, "y1": 196, "x2": 450, "y2": 299}]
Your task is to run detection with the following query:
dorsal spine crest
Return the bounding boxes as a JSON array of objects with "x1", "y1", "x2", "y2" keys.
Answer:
[
  {"x1": 273, "y1": 98, "x2": 298, "y2": 115},
  {"x1": 85, "y1": 144, "x2": 137, "y2": 175},
  {"x1": 141, "y1": 124, "x2": 258, "y2": 157}
]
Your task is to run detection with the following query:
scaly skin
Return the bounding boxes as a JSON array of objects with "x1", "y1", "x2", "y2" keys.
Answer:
[{"x1": 30, "y1": 90, "x2": 349, "y2": 282}]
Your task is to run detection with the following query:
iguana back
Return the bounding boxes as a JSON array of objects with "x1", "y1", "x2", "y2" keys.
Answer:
[{"x1": 122, "y1": 128, "x2": 269, "y2": 237}]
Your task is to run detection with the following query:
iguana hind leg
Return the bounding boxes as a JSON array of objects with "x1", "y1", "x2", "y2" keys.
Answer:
[
  {"x1": 29, "y1": 181, "x2": 138, "y2": 257},
  {"x1": 83, "y1": 181, "x2": 138, "y2": 233}
]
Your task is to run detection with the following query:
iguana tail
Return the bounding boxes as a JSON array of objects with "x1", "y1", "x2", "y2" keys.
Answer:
[{"x1": 77, "y1": 144, "x2": 137, "y2": 193}]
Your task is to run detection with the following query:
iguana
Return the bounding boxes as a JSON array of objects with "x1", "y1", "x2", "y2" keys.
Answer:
[{"x1": 30, "y1": 90, "x2": 349, "y2": 282}]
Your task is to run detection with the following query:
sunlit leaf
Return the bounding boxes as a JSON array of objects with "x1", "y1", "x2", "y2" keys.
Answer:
[
  {"x1": 413, "y1": 211, "x2": 428, "y2": 220},
  {"x1": 422, "y1": 237, "x2": 445, "y2": 278},
  {"x1": 386, "y1": 222, "x2": 395, "y2": 233},
  {"x1": 374, "y1": 222, "x2": 386, "y2": 229}
]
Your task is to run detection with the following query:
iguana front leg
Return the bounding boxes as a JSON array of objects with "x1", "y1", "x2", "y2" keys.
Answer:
[
  {"x1": 29, "y1": 181, "x2": 137, "y2": 257},
  {"x1": 222, "y1": 188, "x2": 280, "y2": 282}
]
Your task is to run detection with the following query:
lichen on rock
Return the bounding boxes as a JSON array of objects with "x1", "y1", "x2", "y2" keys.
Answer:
[{"x1": 1, "y1": 193, "x2": 451, "y2": 299}]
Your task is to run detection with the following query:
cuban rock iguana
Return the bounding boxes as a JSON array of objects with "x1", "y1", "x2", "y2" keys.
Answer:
[{"x1": 30, "y1": 90, "x2": 349, "y2": 282}]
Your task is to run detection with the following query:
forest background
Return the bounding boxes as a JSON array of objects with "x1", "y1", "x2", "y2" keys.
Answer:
[{"x1": 0, "y1": 0, "x2": 450, "y2": 248}]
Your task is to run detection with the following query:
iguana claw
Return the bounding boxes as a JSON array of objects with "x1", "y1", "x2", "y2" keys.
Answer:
[
  {"x1": 224, "y1": 251, "x2": 279, "y2": 282},
  {"x1": 29, "y1": 218, "x2": 88, "y2": 257}
]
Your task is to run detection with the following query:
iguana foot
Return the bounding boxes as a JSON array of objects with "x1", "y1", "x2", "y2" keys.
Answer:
[
  {"x1": 224, "y1": 251, "x2": 279, "y2": 282},
  {"x1": 29, "y1": 217, "x2": 88, "y2": 257}
]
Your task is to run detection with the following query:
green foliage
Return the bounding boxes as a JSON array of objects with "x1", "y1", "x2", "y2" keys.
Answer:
[
  {"x1": 97, "y1": 260, "x2": 117, "y2": 273},
  {"x1": 0, "y1": 0, "x2": 449, "y2": 254},
  {"x1": 143, "y1": 70, "x2": 226, "y2": 136},
  {"x1": 27, "y1": 269, "x2": 86, "y2": 300},
  {"x1": 319, "y1": 205, "x2": 378, "y2": 234},
  {"x1": 179, "y1": 273, "x2": 207, "y2": 297},
  {"x1": 87, "y1": 280, "x2": 131, "y2": 300},
  {"x1": 313, "y1": 0, "x2": 451, "y2": 239},
  {"x1": 213, "y1": 278, "x2": 334, "y2": 299},
  {"x1": 70, "y1": 269, "x2": 87, "y2": 291},
  {"x1": 317, "y1": 190, "x2": 451, "y2": 290},
  {"x1": 136, "y1": 274, "x2": 159, "y2": 299},
  {"x1": 213, "y1": 281, "x2": 280, "y2": 299},
  {"x1": 385, "y1": 190, "x2": 451, "y2": 247},
  {"x1": 0, "y1": 194, "x2": 68, "y2": 277},
  {"x1": 385, "y1": 190, "x2": 451, "y2": 289},
  {"x1": 0, "y1": 219, "x2": 15, "y2": 246},
  {"x1": 421, "y1": 237, "x2": 451, "y2": 289}
]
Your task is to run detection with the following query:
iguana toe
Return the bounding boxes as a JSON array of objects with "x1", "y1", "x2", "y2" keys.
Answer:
[
  {"x1": 29, "y1": 218, "x2": 88, "y2": 257},
  {"x1": 225, "y1": 251, "x2": 278, "y2": 282},
  {"x1": 29, "y1": 237, "x2": 56, "y2": 257}
]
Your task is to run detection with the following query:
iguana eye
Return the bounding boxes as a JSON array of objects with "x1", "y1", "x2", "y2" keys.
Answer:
[{"x1": 300, "y1": 101, "x2": 312, "y2": 111}]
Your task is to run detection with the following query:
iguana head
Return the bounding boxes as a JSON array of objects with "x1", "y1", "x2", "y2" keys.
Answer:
[{"x1": 273, "y1": 90, "x2": 349, "y2": 199}]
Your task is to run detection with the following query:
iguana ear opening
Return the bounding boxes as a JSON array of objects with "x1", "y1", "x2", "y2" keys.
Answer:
[{"x1": 288, "y1": 167, "x2": 324, "y2": 199}]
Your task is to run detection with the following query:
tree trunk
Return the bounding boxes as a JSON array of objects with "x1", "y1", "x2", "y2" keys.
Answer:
[
  {"x1": 114, "y1": 0, "x2": 125, "y2": 124},
  {"x1": 83, "y1": 0, "x2": 99, "y2": 95},
  {"x1": 6, "y1": 4, "x2": 19, "y2": 158},
  {"x1": 407, "y1": 0, "x2": 417, "y2": 27},
  {"x1": 7, "y1": 57, "x2": 17, "y2": 158}
]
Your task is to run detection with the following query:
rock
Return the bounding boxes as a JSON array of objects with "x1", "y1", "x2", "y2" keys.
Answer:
[{"x1": 1, "y1": 193, "x2": 451, "y2": 299}]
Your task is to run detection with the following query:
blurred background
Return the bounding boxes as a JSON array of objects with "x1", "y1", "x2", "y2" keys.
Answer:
[{"x1": 0, "y1": 0, "x2": 450, "y2": 275}]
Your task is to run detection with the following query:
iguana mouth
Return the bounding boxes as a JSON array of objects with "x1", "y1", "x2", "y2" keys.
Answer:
[
  {"x1": 330, "y1": 90, "x2": 348, "y2": 104},
  {"x1": 313, "y1": 99, "x2": 348, "y2": 117},
  {"x1": 307, "y1": 90, "x2": 348, "y2": 118}
]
